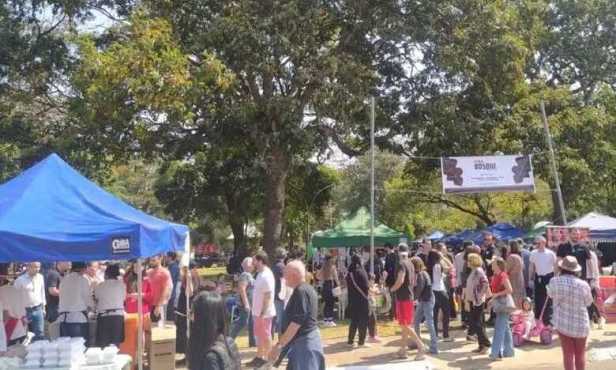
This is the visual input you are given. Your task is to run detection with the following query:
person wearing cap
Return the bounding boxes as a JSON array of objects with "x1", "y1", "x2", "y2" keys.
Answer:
[
  {"x1": 548, "y1": 256, "x2": 593, "y2": 370},
  {"x1": 58, "y1": 262, "x2": 94, "y2": 342},
  {"x1": 529, "y1": 236, "x2": 556, "y2": 325}
]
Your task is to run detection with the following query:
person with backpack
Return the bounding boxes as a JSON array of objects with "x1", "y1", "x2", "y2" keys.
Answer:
[{"x1": 188, "y1": 291, "x2": 241, "y2": 370}]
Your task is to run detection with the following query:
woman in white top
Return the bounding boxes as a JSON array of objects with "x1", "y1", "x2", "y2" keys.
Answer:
[
  {"x1": 0, "y1": 278, "x2": 28, "y2": 345},
  {"x1": 94, "y1": 264, "x2": 126, "y2": 347},
  {"x1": 0, "y1": 300, "x2": 6, "y2": 353},
  {"x1": 427, "y1": 250, "x2": 453, "y2": 342}
]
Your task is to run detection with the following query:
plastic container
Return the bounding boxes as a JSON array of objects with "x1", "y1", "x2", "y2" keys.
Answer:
[
  {"x1": 85, "y1": 347, "x2": 103, "y2": 365},
  {"x1": 102, "y1": 345, "x2": 119, "y2": 364}
]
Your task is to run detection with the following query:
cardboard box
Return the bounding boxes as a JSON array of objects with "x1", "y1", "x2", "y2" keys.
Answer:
[{"x1": 149, "y1": 325, "x2": 176, "y2": 370}]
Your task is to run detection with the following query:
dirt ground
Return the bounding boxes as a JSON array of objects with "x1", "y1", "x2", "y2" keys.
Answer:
[{"x1": 228, "y1": 321, "x2": 616, "y2": 370}]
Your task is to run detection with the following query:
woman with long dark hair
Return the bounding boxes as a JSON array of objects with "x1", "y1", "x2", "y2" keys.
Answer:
[
  {"x1": 346, "y1": 254, "x2": 370, "y2": 348},
  {"x1": 188, "y1": 291, "x2": 240, "y2": 370},
  {"x1": 427, "y1": 250, "x2": 452, "y2": 342}
]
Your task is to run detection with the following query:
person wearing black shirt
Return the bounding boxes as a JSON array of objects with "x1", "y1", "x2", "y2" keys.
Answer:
[
  {"x1": 346, "y1": 255, "x2": 370, "y2": 348},
  {"x1": 268, "y1": 260, "x2": 325, "y2": 370},
  {"x1": 481, "y1": 233, "x2": 497, "y2": 277},
  {"x1": 384, "y1": 243, "x2": 399, "y2": 319},
  {"x1": 556, "y1": 229, "x2": 591, "y2": 280},
  {"x1": 272, "y1": 248, "x2": 288, "y2": 335},
  {"x1": 390, "y1": 244, "x2": 425, "y2": 360},
  {"x1": 45, "y1": 261, "x2": 70, "y2": 323}
]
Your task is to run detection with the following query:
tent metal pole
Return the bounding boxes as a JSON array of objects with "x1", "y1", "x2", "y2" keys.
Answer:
[
  {"x1": 370, "y1": 96, "x2": 376, "y2": 275},
  {"x1": 540, "y1": 101, "x2": 568, "y2": 225},
  {"x1": 186, "y1": 240, "x2": 191, "y2": 342},
  {"x1": 137, "y1": 259, "x2": 144, "y2": 370}
]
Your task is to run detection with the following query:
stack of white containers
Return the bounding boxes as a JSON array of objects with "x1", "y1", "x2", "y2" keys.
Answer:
[{"x1": 21, "y1": 337, "x2": 85, "y2": 369}]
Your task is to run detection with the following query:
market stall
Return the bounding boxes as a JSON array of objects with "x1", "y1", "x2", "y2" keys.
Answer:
[{"x1": 0, "y1": 154, "x2": 190, "y2": 370}]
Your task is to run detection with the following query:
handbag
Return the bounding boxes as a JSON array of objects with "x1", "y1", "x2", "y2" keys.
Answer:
[
  {"x1": 332, "y1": 286, "x2": 342, "y2": 297},
  {"x1": 492, "y1": 294, "x2": 516, "y2": 314}
]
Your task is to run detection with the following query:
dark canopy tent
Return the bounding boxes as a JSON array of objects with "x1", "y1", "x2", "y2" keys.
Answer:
[{"x1": 0, "y1": 154, "x2": 189, "y2": 262}]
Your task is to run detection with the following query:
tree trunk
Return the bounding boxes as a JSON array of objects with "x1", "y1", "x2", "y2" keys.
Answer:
[
  {"x1": 262, "y1": 145, "x2": 290, "y2": 258},
  {"x1": 226, "y1": 191, "x2": 247, "y2": 257}
]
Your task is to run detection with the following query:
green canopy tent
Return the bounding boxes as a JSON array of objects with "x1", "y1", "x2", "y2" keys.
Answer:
[
  {"x1": 524, "y1": 221, "x2": 552, "y2": 240},
  {"x1": 311, "y1": 207, "x2": 409, "y2": 248}
]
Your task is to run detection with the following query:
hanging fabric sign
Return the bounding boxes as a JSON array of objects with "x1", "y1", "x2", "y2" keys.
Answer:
[{"x1": 441, "y1": 155, "x2": 535, "y2": 194}]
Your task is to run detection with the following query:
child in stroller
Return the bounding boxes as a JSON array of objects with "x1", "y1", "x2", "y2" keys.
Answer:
[{"x1": 511, "y1": 297, "x2": 553, "y2": 346}]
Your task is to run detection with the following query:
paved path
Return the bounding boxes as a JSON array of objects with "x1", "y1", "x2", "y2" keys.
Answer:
[{"x1": 232, "y1": 323, "x2": 616, "y2": 370}]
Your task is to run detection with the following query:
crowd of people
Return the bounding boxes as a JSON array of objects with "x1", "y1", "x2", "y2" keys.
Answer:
[{"x1": 0, "y1": 228, "x2": 609, "y2": 370}]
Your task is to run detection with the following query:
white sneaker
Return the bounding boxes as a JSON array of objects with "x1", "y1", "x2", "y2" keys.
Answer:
[{"x1": 598, "y1": 317, "x2": 606, "y2": 329}]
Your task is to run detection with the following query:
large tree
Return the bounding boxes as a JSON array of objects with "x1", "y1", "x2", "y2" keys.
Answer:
[{"x1": 72, "y1": 1, "x2": 428, "y2": 256}]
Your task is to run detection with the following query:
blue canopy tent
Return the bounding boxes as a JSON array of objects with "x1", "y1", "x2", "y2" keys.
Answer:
[
  {"x1": 0, "y1": 154, "x2": 189, "y2": 369},
  {"x1": 472, "y1": 223, "x2": 525, "y2": 245},
  {"x1": 0, "y1": 154, "x2": 189, "y2": 262},
  {"x1": 441, "y1": 229, "x2": 478, "y2": 248},
  {"x1": 427, "y1": 230, "x2": 445, "y2": 240}
]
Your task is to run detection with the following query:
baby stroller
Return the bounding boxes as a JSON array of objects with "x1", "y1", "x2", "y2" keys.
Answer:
[{"x1": 511, "y1": 298, "x2": 553, "y2": 347}]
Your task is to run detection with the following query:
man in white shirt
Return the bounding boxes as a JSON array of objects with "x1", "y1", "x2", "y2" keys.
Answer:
[
  {"x1": 14, "y1": 262, "x2": 46, "y2": 340},
  {"x1": 247, "y1": 251, "x2": 276, "y2": 368},
  {"x1": 59, "y1": 262, "x2": 94, "y2": 343},
  {"x1": 529, "y1": 236, "x2": 557, "y2": 325}
]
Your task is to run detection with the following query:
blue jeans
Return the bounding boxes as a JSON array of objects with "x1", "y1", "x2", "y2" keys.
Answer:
[
  {"x1": 230, "y1": 308, "x2": 256, "y2": 347},
  {"x1": 273, "y1": 299, "x2": 285, "y2": 335},
  {"x1": 26, "y1": 306, "x2": 45, "y2": 341},
  {"x1": 414, "y1": 296, "x2": 438, "y2": 354},
  {"x1": 490, "y1": 311, "x2": 514, "y2": 358}
]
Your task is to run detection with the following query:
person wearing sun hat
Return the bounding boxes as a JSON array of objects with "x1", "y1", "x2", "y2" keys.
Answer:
[{"x1": 548, "y1": 256, "x2": 593, "y2": 370}]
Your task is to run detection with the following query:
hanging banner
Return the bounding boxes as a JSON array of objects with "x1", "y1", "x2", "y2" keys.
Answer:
[{"x1": 441, "y1": 155, "x2": 535, "y2": 194}]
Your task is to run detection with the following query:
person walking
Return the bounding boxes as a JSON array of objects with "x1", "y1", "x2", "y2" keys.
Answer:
[
  {"x1": 411, "y1": 257, "x2": 438, "y2": 355},
  {"x1": 268, "y1": 260, "x2": 325, "y2": 370},
  {"x1": 391, "y1": 244, "x2": 425, "y2": 360},
  {"x1": 14, "y1": 262, "x2": 46, "y2": 341},
  {"x1": 428, "y1": 250, "x2": 452, "y2": 342},
  {"x1": 247, "y1": 251, "x2": 276, "y2": 368},
  {"x1": 230, "y1": 257, "x2": 256, "y2": 347},
  {"x1": 346, "y1": 254, "x2": 370, "y2": 348},
  {"x1": 94, "y1": 264, "x2": 126, "y2": 347},
  {"x1": 489, "y1": 257, "x2": 514, "y2": 361},
  {"x1": 506, "y1": 240, "x2": 526, "y2": 307},
  {"x1": 188, "y1": 291, "x2": 241, "y2": 370},
  {"x1": 529, "y1": 236, "x2": 556, "y2": 325},
  {"x1": 384, "y1": 243, "x2": 399, "y2": 320},
  {"x1": 465, "y1": 253, "x2": 491, "y2": 354},
  {"x1": 317, "y1": 255, "x2": 340, "y2": 327},
  {"x1": 548, "y1": 256, "x2": 593, "y2": 370}
]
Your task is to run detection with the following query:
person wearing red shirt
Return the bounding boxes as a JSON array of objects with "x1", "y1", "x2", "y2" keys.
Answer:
[{"x1": 147, "y1": 255, "x2": 172, "y2": 323}]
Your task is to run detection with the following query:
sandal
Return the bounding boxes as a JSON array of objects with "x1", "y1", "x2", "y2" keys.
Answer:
[
  {"x1": 397, "y1": 349, "x2": 408, "y2": 359},
  {"x1": 415, "y1": 352, "x2": 426, "y2": 361}
]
